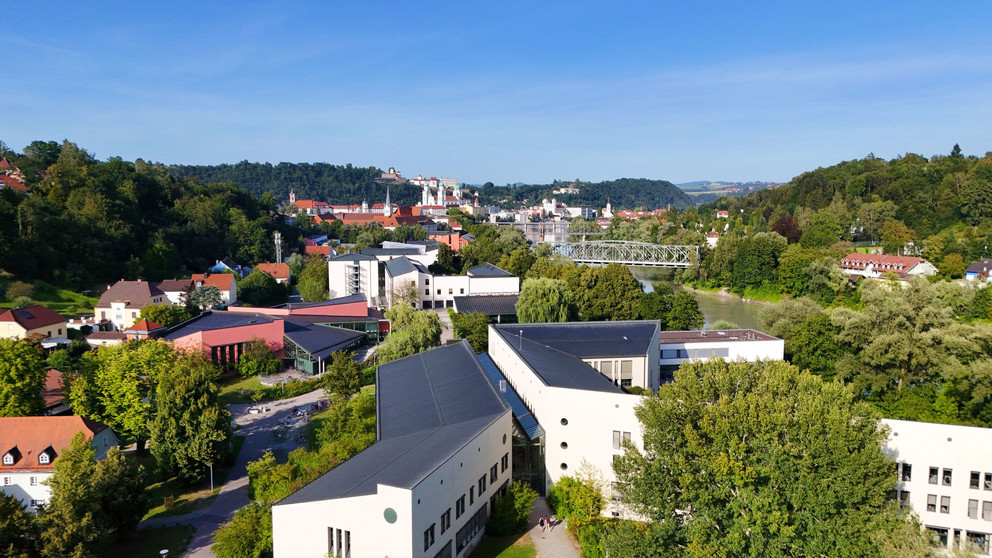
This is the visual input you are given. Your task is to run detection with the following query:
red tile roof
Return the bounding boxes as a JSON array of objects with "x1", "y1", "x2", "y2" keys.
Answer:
[
  {"x1": 840, "y1": 253, "x2": 932, "y2": 276},
  {"x1": 86, "y1": 331, "x2": 127, "y2": 341},
  {"x1": 126, "y1": 319, "x2": 163, "y2": 333},
  {"x1": 0, "y1": 416, "x2": 111, "y2": 472},
  {"x1": 190, "y1": 273, "x2": 237, "y2": 291},
  {"x1": 0, "y1": 175, "x2": 29, "y2": 191},
  {"x1": 256, "y1": 263, "x2": 290, "y2": 280},
  {"x1": 41, "y1": 369, "x2": 64, "y2": 409},
  {"x1": 305, "y1": 245, "x2": 332, "y2": 257},
  {"x1": 0, "y1": 157, "x2": 10, "y2": 169},
  {"x1": 0, "y1": 305, "x2": 66, "y2": 330}
]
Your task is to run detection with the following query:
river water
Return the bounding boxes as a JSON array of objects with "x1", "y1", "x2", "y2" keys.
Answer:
[{"x1": 629, "y1": 267, "x2": 765, "y2": 330}]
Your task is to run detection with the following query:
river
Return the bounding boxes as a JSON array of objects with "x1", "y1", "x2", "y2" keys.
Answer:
[{"x1": 629, "y1": 267, "x2": 765, "y2": 330}]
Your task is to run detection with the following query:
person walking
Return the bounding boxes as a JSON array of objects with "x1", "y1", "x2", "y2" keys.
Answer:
[{"x1": 539, "y1": 516, "x2": 546, "y2": 532}]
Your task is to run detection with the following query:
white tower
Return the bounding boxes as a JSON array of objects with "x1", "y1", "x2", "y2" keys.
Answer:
[
  {"x1": 288, "y1": 188, "x2": 296, "y2": 206},
  {"x1": 384, "y1": 186, "x2": 392, "y2": 216}
]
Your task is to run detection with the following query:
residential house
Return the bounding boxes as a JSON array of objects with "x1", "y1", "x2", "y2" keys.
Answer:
[
  {"x1": 716, "y1": 210, "x2": 730, "y2": 219},
  {"x1": 209, "y1": 258, "x2": 252, "y2": 279},
  {"x1": 256, "y1": 263, "x2": 291, "y2": 284},
  {"x1": 0, "y1": 416, "x2": 118, "y2": 512},
  {"x1": 84, "y1": 330, "x2": 127, "y2": 348},
  {"x1": 95, "y1": 280, "x2": 168, "y2": 331},
  {"x1": 41, "y1": 369, "x2": 70, "y2": 416},
  {"x1": 124, "y1": 319, "x2": 165, "y2": 341},
  {"x1": 966, "y1": 259, "x2": 992, "y2": 283},
  {"x1": 429, "y1": 230, "x2": 471, "y2": 253},
  {"x1": 839, "y1": 253, "x2": 938, "y2": 279},
  {"x1": 706, "y1": 229, "x2": 720, "y2": 248},
  {"x1": 0, "y1": 305, "x2": 67, "y2": 340},
  {"x1": 155, "y1": 279, "x2": 194, "y2": 305},
  {"x1": 190, "y1": 273, "x2": 238, "y2": 306}
]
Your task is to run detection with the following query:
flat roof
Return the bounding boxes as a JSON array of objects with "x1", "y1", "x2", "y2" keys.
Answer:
[
  {"x1": 466, "y1": 263, "x2": 514, "y2": 278},
  {"x1": 272, "y1": 293, "x2": 367, "y2": 309},
  {"x1": 279, "y1": 342, "x2": 508, "y2": 505},
  {"x1": 493, "y1": 321, "x2": 659, "y2": 358},
  {"x1": 453, "y1": 294, "x2": 519, "y2": 316},
  {"x1": 658, "y1": 329, "x2": 779, "y2": 343},
  {"x1": 490, "y1": 327, "x2": 623, "y2": 393},
  {"x1": 162, "y1": 311, "x2": 277, "y2": 340}
]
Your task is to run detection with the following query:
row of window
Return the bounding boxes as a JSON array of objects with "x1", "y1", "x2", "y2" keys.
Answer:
[
  {"x1": 927, "y1": 527, "x2": 990, "y2": 554},
  {"x1": 2, "y1": 476, "x2": 39, "y2": 486},
  {"x1": 612, "y1": 431, "x2": 631, "y2": 451},
  {"x1": 423, "y1": 288, "x2": 466, "y2": 296},
  {"x1": 424, "y1": 453, "x2": 509, "y2": 552},
  {"x1": 899, "y1": 463, "x2": 992, "y2": 491},
  {"x1": 326, "y1": 527, "x2": 351, "y2": 558}
]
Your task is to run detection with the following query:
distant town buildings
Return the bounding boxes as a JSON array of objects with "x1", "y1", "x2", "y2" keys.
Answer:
[{"x1": 839, "y1": 253, "x2": 938, "y2": 280}]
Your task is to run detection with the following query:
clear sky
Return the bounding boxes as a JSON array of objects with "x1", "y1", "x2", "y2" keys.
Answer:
[{"x1": 3, "y1": 1, "x2": 991, "y2": 185}]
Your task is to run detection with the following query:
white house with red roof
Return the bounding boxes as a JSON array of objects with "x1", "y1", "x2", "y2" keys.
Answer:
[
  {"x1": 95, "y1": 280, "x2": 168, "y2": 331},
  {"x1": 839, "y1": 253, "x2": 937, "y2": 279},
  {"x1": 191, "y1": 273, "x2": 238, "y2": 306},
  {"x1": 256, "y1": 263, "x2": 291, "y2": 284},
  {"x1": 706, "y1": 229, "x2": 720, "y2": 249},
  {"x1": 0, "y1": 416, "x2": 118, "y2": 511}
]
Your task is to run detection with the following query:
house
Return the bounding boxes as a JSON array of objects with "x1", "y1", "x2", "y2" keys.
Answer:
[
  {"x1": 452, "y1": 294, "x2": 520, "y2": 324},
  {"x1": 706, "y1": 229, "x2": 720, "y2": 248},
  {"x1": 0, "y1": 174, "x2": 29, "y2": 192},
  {"x1": 0, "y1": 305, "x2": 67, "y2": 340},
  {"x1": 839, "y1": 253, "x2": 938, "y2": 279},
  {"x1": 84, "y1": 330, "x2": 127, "y2": 348},
  {"x1": 429, "y1": 230, "x2": 471, "y2": 253},
  {"x1": 155, "y1": 279, "x2": 194, "y2": 305},
  {"x1": 716, "y1": 210, "x2": 730, "y2": 219},
  {"x1": 256, "y1": 263, "x2": 291, "y2": 284},
  {"x1": 375, "y1": 258, "x2": 520, "y2": 310},
  {"x1": 0, "y1": 416, "x2": 118, "y2": 512},
  {"x1": 272, "y1": 342, "x2": 512, "y2": 558},
  {"x1": 190, "y1": 273, "x2": 238, "y2": 306},
  {"x1": 883, "y1": 419, "x2": 992, "y2": 553},
  {"x1": 305, "y1": 245, "x2": 332, "y2": 257},
  {"x1": 124, "y1": 319, "x2": 165, "y2": 341},
  {"x1": 41, "y1": 369, "x2": 70, "y2": 416},
  {"x1": 658, "y1": 329, "x2": 784, "y2": 381},
  {"x1": 209, "y1": 258, "x2": 252, "y2": 279},
  {"x1": 95, "y1": 280, "x2": 168, "y2": 331},
  {"x1": 294, "y1": 200, "x2": 331, "y2": 216},
  {"x1": 966, "y1": 259, "x2": 992, "y2": 283}
]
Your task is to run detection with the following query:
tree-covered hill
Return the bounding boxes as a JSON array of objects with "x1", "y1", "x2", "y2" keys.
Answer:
[
  {"x1": 476, "y1": 178, "x2": 694, "y2": 211},
  {"x1": 167, "y1": 161, "x2": 425, "y2": 206}
]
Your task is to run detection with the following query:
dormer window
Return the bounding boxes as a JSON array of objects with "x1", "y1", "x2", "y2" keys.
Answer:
[
  {"x1": 3, "y1": 447, "x2": 21, "y2": 466},
  {"x1": 38, "y1": 453, "x2": 50, "y2": 465},
  {"x1": 2, "y1": 454, "x2": 12, "y2": 465}
]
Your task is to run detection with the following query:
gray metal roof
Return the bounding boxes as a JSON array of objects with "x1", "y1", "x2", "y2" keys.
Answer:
[
  {"x1": 493, "y1": 321, "x2": 659, "y2": 358},
  {"x1": 161, "y1": 311, "x2": 277, "y2": 340},
  {"x1": 283, "y1": 319, "x2": 366, "y2": 359},
  {"x1": 359, "y1": 247, "x2": 422, "y2": 256},
  {"x1": 466, "y1": 263, "x2": 514, "y2": 277},
  {"x1": 491, "y1": 329, "x2": 623, "y2": 393},
  {"x1": 272, "y1": 293, "x2": 367, "y2": 309},
  {"x1": 383, "y1": 257, "x2": 417, "y2": 277},
  {"x1": 453, "y1": 294, "x2": 519, "y2": 317},
  {"x1": 330, "y1": 253, "x2": 376, "y2": 262},
  {"x1": 279, "y1": 342, "x2": 509, "y2": 505},
  {"x1": 477, "y1": 354, "x2": 544, "y2": 440}
]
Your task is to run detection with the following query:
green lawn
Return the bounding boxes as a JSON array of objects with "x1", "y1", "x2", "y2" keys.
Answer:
[
  {"x1": 216, "y1": 374, "x2": 323, "y2": 405},
  {"x1": 143, "y1": 435, "x2": 245, "y2": 520},
  {"x1": 0, "y1": 277, "x2": 98, "y2": 316},
  {"x1": 102, "y1": 525, "x2": 194, "y2": 558},
  {"x1": 470, "y1": 533, "x2": 537, "y2": 558}
]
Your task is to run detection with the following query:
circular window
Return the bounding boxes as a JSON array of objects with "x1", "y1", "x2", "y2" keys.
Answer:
[
  {"x1": 560, "y1": 442, "x2": 568, "y2": 449},
  {"x1": 560, "y1": 418, "x2": 568, "y2": 426},
  {"x1": 384, "y1": 508, "x2": 397, "y2": 524},
  {"x1": 560, "y1": 463, "x2": 568, "y2": 471},
  {"x1": 503, "y1": 434, "x2": 507, "y2": 444}
]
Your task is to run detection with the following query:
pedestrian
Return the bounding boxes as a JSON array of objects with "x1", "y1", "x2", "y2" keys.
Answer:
[{"x1": 539, "y1": 516, "x2": 545, "y2": 532}]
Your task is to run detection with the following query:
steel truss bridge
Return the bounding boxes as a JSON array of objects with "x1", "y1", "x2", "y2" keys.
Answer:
[{"x1": 550, "y1": 240, "x2": 698, "y2": 268}]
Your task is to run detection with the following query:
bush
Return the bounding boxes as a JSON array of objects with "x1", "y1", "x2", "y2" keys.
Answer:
[
  {"x1": 547, "y1": 476, "x2": 603, "y2": 528},
  {"x1": 5, "y1": 281, "x2": 34, "y2": 300},
  {"x1": 11, "y1": 296, "x2": 37, "y2": 309},
  {"x1": 212, "y1": 502, "x2": 272, "y2": 558},
  {"x1": 487, "y1": 481, "x2": 539, "y2": 536},
  {"x1": 360, "y1": 365, "x2": 377, "y2": 386}
]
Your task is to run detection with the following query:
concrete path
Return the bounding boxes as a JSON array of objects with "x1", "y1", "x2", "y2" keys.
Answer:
[
  {"x1": 140, "y1": 389, "x2": 327, "y2": 557},
  {"x1": 527, "y1": 497, "x2": 581, "y2": 558},
  {"x1": 436, "y1": 308, "x2": 455, "y2": 343}
]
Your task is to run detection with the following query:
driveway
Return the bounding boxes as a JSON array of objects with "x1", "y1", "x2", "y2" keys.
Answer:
[{"x1": 141, "y1": 389, "x2": 327, "y2": 557}]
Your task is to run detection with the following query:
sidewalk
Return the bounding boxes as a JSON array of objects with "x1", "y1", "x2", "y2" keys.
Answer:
[{"x1": 527, "y1": 497, "x2": 581, "y2": 558}]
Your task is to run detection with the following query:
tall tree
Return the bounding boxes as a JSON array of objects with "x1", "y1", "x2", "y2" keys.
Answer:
[
  {"x1": 236, "y1": 338, "x2": 281, "y2": 378},
  {"x1": 589, "y1": 263, "x2": 643, "y2": 320},
  {"x1": 140, "y1": 303, "x2": 194, "y2": 328},
  {"x1": 614, "y1": 360, "x2": 931, "y2": 557},
  {"x1": 0, "y1": 493, "x2": 41, "y2": 558},
  {"x1": 322, "y1": 351, "x2": 362, "y2": 398},
  {"x1": 238, "y1": 269, "x2": 287, "y2": 307},
  {"x1": 0, "y1": 339, "x2": 46, "y2": 417},
  {"x1": 666, "y1": 291, "x2": 703, "y2": 331},
  {"x1": 151, "y1": 354, "x2": 232, "y2": 483},
  {"x1": 39, "y1": 433, "x2": 101, "y2": 558},
  {"x1": 297, "y1": 255, "x2": 329, "y2": 302},
  {"x1": 517, "y1": 278, "x2": 570, "y2": 323},
  {"x1": 451, "y1": 312, "x2": 491, "y2": 353},
  {"x1": 376, "y1": 307, "x2": 442, "y2": 364}
]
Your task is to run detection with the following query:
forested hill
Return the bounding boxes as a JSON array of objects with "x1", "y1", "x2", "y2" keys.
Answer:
[
  {"x1": 476, "y1": 178, "x2": 694, "y2": 211},
  {"x1": 167, "y1": 161, "x2": 424, "y2": 206},
  {"x1": 713, "y1": 145, "x2": 992, "y2": 239}
]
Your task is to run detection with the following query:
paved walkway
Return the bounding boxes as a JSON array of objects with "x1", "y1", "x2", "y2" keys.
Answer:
[
  {"x1": 436, "y1": 308, "x2": 455, "y2": 343},
  {"x1": 527, "y1": 497, "x2": 581, "y2": 558},
  {"x1": 140, "y1": 389, "x2": 327, "y2": 557}
]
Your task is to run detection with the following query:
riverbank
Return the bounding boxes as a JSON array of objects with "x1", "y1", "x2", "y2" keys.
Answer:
[{"x1": 679, "y1": 284, "x2": 776, "y2": 306}]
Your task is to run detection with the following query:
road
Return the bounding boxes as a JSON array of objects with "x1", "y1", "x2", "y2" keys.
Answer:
[{"x1": 140, "y1": 389, "x2": 326, "y2": 557}]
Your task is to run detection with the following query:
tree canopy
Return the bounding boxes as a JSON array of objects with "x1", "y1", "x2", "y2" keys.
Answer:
[{"x1": 0, "y1": 339, "x2": 46, "y2": 417}]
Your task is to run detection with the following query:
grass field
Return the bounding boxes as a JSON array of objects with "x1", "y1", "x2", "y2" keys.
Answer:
[
  {"x1": 0, "y1": 277, "x2": 98, "y2": 316},
  {"x1": 102, "y1": 525, "x2": 194, "y2": 558},
  {"x1": 217, "y1": 375, "x2": 324, "y2": 405},
  {"x1": 143, "y1": 435, "x2": 245, "y2": 521},
  {"x1": 470, "y1": 533, "x2": 537, "y2": 558}
]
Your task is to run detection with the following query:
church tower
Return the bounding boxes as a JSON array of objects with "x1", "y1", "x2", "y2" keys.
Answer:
[
  {"x1": 384, "y1": 185, "x2": 392, "y2": 216},
  {"x1": 289, "y1": 188, "x2": 296, "y2": 206}
]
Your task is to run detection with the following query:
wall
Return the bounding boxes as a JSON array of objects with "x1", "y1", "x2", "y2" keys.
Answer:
[
  {"x1": 170, "y1": 321, "x2": 285, "y2": 359},
  {"x1": 328, "y1": 259, "x2": 380, "y2": 307},
  {"x1": 658, "y1": 338, "x2": 784, "y2": 367},
  {"x1": 883, "y1": 419, "x2": 992, "y2": 552},
  {"x1": 467, "y1": 276, "x2": 519, "y2": 296}
]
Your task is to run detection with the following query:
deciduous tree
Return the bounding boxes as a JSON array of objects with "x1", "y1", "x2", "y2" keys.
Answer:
[
  {"x1": 0, "y1": 493, "x2": 40, "y2": 558},
  {"x1": 297, "y1": 255, "x2": 329, "y2": 302},
  {"x1": 0, "y1": 339, "x2": 46, "y2": 416},
  {"x1": 238, "y1": 269, "x2": 287, "y2": 307},
  {"x1": 451, "y1": 311, "x2": 490, "y2": 353},
  {"x1": 323, "y1": 351, "x2": 362, "y2": 398},
  {"x1": 517, "y1": 278, "x2": 570, "y2": 323},
  {"x1": 140, "y1": 303, "x2": 194, "y2": 328},
  {"x1": 666, "y1": 291, "x2": 703, "y2": 331},
  {"x1": 236, "y1": 338, "x2": 280, "y2": 378}
]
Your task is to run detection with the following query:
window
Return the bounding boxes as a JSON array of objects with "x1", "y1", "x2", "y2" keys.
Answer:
[
  {"x1": 971, "y1": 500, "x2": 980, "y2": 519},
  {"x1": 601, "y1": 361, "x2": 613, "y2": 376},
  {"x1": 425, "y1": 289, "x2": 430, "y2": 295},
  {"x1": 425, "y1": 278, "x2": 430, "y2": 285},
  {"x1": 968, "y1": 532, "x2": 990, "y2": 555},
  {"x1": 930, "y1": 467, "x2": 939, "y2": 485},
  {"x1": 456, "y1": 495, "x2": 465, "y2": 519},
  {"x1": 928, "y1": 494, "x2": 937, "y2": 512},
  {"x1": 30, "y1": 499, "x2": 44, "y2": 508},
  {"x1": 437, "y1": 289, "x2": 441, "y2": 295},
  {"x1": 613, "y1": 430, "x2": 622, "y2": 450},
  {"x1": 986, "y1": 473, "x2": 992, "y2": 490},
  {"x1": 560, "y1": 418, "x2": 568, "y2": 426},
  {"x1": 944, "y1": 469, "x2": 953, "y2": 486},
  {"x1": 984, "y1": 501, "x2": 992, "y2": 520},
  {"x1": 490, "y1": 464, "x2": 498, "y2": 484},
  {"x1": 941, "y1": 496, "x2": 951, "y2": 513},
  {"x1": 624, "y1": 431, "x2": 631, "y2": 443},
  {"x1": 901, "y1": 463, "x2": 912, "y2": 482},
  {"x1": 448, "y1": 288, "x2": 453, "y2": 294},
  {"x1": 501, "y1": 453, "x2": 509, "y2": 473},
  {"x1": 478, "y1": 475, "x2": 487, "y2": 495},
  {"x1": 441, "y1": 508, "x2": 451, "y2": 534},
  {"x1": 900, "y1": 490, "x2": 911, "y2": 508},
  {"x1": 29, "y1": 477, "x2": 38, "y2": 486},
  {"x1": 929, "y1": 527, "x2": 949, "y2": 548},
  {"x1": 38, "y1": 452, "x2": 49, "y2": 465},
  {"x1": 424, "y1": 524, "x2": 435, "y2": 551},
  {"x1": 459, "y1": 288, "x2": 464, "y2": 294},
  {"x1": 975, "y1": 472, "x2": 983, "y2": 490},
  {"x1": 470, "y1": 486, "x2": 474, "y2": 505},
  {"x1": 621, "y1": 379, "x2": 632, "y2": 387},
  {"x1": 2, "y1": 477, "x2": 9, "y2": 486},
  {"x1": 2, "y1": 454, "x2": 11, "y2": 465}
]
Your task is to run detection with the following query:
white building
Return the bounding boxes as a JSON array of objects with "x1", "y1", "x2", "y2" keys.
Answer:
[
  {"x1": 884, "y1": 419, "x2": 992, "y2": 554},
  {"x1": 0, "y1": 416, "x2": 118, "y2": 512},
  {"x1": 272, "y1": 342, "x2": 513, "y2": 558},
  {"x1": 487, "y1": 322, "x2": 660, "y2": 514},
  {"x1": 838, "y1": 253, "x2": 938, "y2": 279},
  {"x1": 658, "y1": 329, "x2": 784, "y2": 381}
]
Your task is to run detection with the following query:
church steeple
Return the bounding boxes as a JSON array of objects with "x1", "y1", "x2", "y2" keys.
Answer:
[{"x1": 384, "y1": 185, "x2": 392, "y2": 216}]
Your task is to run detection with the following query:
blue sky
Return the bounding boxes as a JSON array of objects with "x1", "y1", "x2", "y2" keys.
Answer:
[{"x1": 3, "y1": 2, "x2": 991, "y2": 185}]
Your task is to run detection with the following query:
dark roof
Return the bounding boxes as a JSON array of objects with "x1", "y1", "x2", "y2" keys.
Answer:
[
  {"x1": 280, "y1": 342, "x2": 508, "y2": 505},
  {"x1": 86, "y1": 331, "x2": 126, "y2": 340},
  {"x1": 477, "y1": 354, "x2": 544, "y2": 440},
  {"x1": 453, "y1": 294, "x2": 519, "y2": 317},
  {"x1": 283, "y1": 320, "x2": 365, "y2": 360},
  {"x1": 272, "y1": 294, "x2": 367, "y2": 309},
  {"x1": 359, "y1": 247, "x2": 422, "y2": 256},
  {"x1": 161, "y1": 311, "x2": 276, "y2": 340},
  {"x1": 0, "y1": 305, "x2": 65, "y2": 330},
  {"x1": 490, "y1": 329, "x2": 623, "y2": 393},
  {"x1": 659, "y1": 329, "x2": 779, "y2": 343},
  {"x1": 494, "y1": 321, "x2": 659, "y2": 358},
  {"x1": 967, "y1": 259, "x2": 992, "y2": 275},
  {"x1": 406, "y1": 240, "x2": 440, "y2": 248},
  {"x1": 155, "y1": 279, "x2": 194, "y2": 292},
  {"x1": 466, "y1": 263, "x2": 514, "y2": 278},
  {"x1": 384, "y1": 257, "x2": 417, "y2": 277},
  {"x1": 96, "y1": 280, "x2": 166, "y2": 307},
  {"x1": 330, "y1": 253, "x2": 376, "y2": 262}
]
